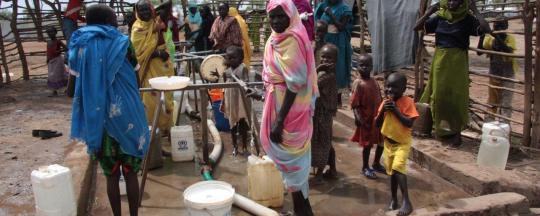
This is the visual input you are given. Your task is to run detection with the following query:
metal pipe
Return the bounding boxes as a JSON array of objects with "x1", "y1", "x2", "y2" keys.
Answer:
[
  {"x1": 139, "y1": 91, "x2": 164, "y2": 206},
  {"x1": 200, "y1": 88, "x2": 210, "y2": 164},
  {"x1": 139, "y1": 82, "x2": 264, "y2": 92}
]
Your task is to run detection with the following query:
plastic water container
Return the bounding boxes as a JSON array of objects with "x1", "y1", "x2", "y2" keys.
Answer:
[
  {"x1": 477, "y1": 121, "x2": 511, "y2": 170},
  {"x1": 31, "y1": 164, "x2": 76, "y2": 216},
  {"x1": 477, "y1": 134, "x2": 510, "y2": 170},
  {"x1": 482, "y1": 121, "x2": 511, "y2": 140},
  {"x1": 171, "y1": 125, "x2": 195, "y2": 162},
  {"x1": 212, "y1": 100, "x2": 230, "y2": 132},
  {"x1": 247, "y1": 156, "x2": 284, "y2": 207},
  {"x1": 183, "y1": 181, "x2": 235, "y2": 216}
]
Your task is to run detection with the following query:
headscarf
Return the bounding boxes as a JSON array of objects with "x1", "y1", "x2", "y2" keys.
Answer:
[
  {"x1": 69, "y1": 25, "x2": 150, "y2": 158},
  {"x1": 187, "y1": 1, "x2": 202, "y2": 25},
  {"x1": 131, "y1": 1, "x2": 158, "y2": 81},
  {"x1": 229, "y1": 7, "x2": 252, "y2": 67},
  {"x1": 437, "y1": 0, "x2": 469, "y2": 23},
  {"x1": 292, "y1": 0, "x2": 314, "y2": 41},
  {"x1": 262, "y1": 0, "x2": 318, "y2": 198}
]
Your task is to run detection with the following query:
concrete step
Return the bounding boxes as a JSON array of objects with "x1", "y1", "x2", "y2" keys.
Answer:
[
  {"x1": 334, "y1": 108, "x2": 540, "y2": 207},
  {"x1": 386, "y1": 192, "x2": 531, "y2": 216}
]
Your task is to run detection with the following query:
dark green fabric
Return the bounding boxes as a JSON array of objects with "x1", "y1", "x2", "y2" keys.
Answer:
[
  {"x1": 93, "y1": 132, "x2": 142, "y2": 176},
  {"x1": 420, "y1": 47, "x2": 469, "y2": 136}
]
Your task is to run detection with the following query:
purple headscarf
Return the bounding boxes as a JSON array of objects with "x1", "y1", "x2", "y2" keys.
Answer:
[{"x1": 292, "y1": 0, "x2": 314, "y2": 41}]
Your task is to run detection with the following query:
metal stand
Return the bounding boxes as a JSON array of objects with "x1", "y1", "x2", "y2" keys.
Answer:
[{"x1": 138, "y1": 91, "x2": 164, "y2": 206}]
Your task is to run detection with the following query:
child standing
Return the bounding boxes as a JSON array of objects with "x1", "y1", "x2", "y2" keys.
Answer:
[
  {"x1": 46, "y1": 26, "x2": 67, "y2": 96},
  {"x1": 375, "y1": 73, "x2": 418, "y2": 216},
  {"x1": 478, "y1": 17, "x2": 517, "y2": 121},
  {"x1": 221, "y1": 46, "x2": 250, "y2": 156},
  {"x1": 314, "y1": 20, "x2": 328, "y2": 65},
  {"x1": 350, "y1": 53, "x2": 385, "y2": 179},
  {"x1": 311, "y1": 44, "x2": 338, "y2": 184}
]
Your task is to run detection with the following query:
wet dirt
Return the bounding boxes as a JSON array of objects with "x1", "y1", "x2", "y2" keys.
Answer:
[{"x1": 0, "y1": 79, "x2": 73, "y2": 216}]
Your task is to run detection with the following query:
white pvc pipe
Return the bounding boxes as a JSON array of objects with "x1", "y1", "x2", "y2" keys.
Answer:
[
  {"x1": 207, "y1": 120, "x2": 222, "y2": 162},
  {"x1": 206, "y1": 120, "x2": 278, "y2": 216},
  {"x1": 233, "y1": 194, "x2": 279, "y2": 216}
]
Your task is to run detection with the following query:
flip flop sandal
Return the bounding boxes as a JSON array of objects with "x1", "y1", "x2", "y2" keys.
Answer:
[
  {"x1": 32, "y1": 130, "x2": 56, "y2": 137},
  {"x1": 372, "y1": 163, "x2": 387, "y2": 174},
  {"x1": 39, "y1": 131, "x2": 63, "y2": 140},
  {"x1": 362, "y1": 168, "x2": 377, "y2": 180}
]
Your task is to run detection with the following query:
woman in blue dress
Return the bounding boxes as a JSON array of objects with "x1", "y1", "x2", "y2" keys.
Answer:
[{"x1": 315, "y1": 0, "x2": 353, "y2": 106}]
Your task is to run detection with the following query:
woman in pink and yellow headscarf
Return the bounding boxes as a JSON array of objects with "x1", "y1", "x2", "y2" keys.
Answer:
[{"x1": 261, "y1": 0, "x2": 318, "y2": 214}]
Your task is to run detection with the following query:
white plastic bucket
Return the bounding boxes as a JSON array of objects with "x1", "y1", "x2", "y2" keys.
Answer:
[{"x1": 183, "y1": 181, "x2": 235, "y2": 216}]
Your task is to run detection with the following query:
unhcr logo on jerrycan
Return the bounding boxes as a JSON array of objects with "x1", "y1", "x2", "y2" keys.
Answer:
[{"x1": 171, "y1": 125, "x2": 195, "y2": 162}]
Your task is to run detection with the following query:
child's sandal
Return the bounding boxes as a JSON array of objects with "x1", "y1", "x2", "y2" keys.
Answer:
[{"x1": 362, "y1": 168, "x2": 377, "y2": 180}]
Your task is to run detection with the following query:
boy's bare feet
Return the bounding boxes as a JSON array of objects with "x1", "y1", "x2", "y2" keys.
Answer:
[
  {"x1": 398, "y1": 199, "x2": 413, "y2": 216},
  {"x1": 387, "y1": 199, "x2": 399, "y2": 211}
]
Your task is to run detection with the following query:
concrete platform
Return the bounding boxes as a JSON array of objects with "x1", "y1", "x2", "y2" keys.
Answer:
[
  {"x1": 89, "y1": 115, "x2": 469, "y2": 215},
  {"x1": 386, "y1": 192, "x2": 531, "y2": 216},
  {"x1": 336, "y1": 107, "x2": 540, "y2": 207}
]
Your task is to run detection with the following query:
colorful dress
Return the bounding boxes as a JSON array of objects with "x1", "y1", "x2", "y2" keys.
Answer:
[
  {"x1": 350, "y1": 78, "x2": 383, "y2": 147},
  {"x1": 376, "y1": 96, "x2": 418, "y2": 175},
  {"x1": 420, "y1": 0, "x2": 485, "y2": 137},
  {"x1": 131, "y1": 13, "x2": 174, "y2": 131},
  {"x1": 69, "y1": 25, "x2": 150, "y2": 175},
  {"x1": 47, "y1": 40, "x2": 67, "y2": 90},
  {"x1": 209, "y1": 16, "x2": 243, "y2": 51},
  {"x1": 222, "y1": 63, "x2": 250, "y2": 128},
  {"x1": 311, "y1": 71, "x2": 337, "y2": 169},
  {"x1": 315, "y1": 0, "x2": 353, "y2": 89},
  {"x1": 262, "y1": 0, "x2": 319, "y2": 198}
]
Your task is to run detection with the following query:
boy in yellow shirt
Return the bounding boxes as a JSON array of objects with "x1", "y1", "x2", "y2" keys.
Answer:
[{"x1": 376, "y1": 73, "x2": 419, "y2": 216}]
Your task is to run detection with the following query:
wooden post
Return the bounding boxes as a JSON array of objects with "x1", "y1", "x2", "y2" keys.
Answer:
[
  {"x1": 356, "y1": 0, "x2": 365, "y2": 53},
  {"x1": 522, "y1": 1, "x2": 533, "y2": 147},
  {"x1": 532, "y1": 0, "x2": 540, "y2": 149},
  {"x1": 33, "y1": 0, "x2": 45, "y2": 41},
  {"x1": 414, "y1": 0, "x2": 429, "y2": 100},
  {"x1": 11, "y1": 0, "x2": 31, "y2": 80},
  {"x1": 0, "y1": 2, "x2": 9, "y2": 84}
]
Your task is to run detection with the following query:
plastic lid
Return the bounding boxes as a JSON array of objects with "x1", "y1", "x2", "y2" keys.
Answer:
[{"x1": 183, "y1": 181, "x2": 235, "y2": 209}]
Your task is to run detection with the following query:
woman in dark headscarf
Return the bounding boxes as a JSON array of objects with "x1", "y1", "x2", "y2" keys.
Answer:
[{"x1": 196, "y1": 5, "x2": 215, "y2": 51}]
